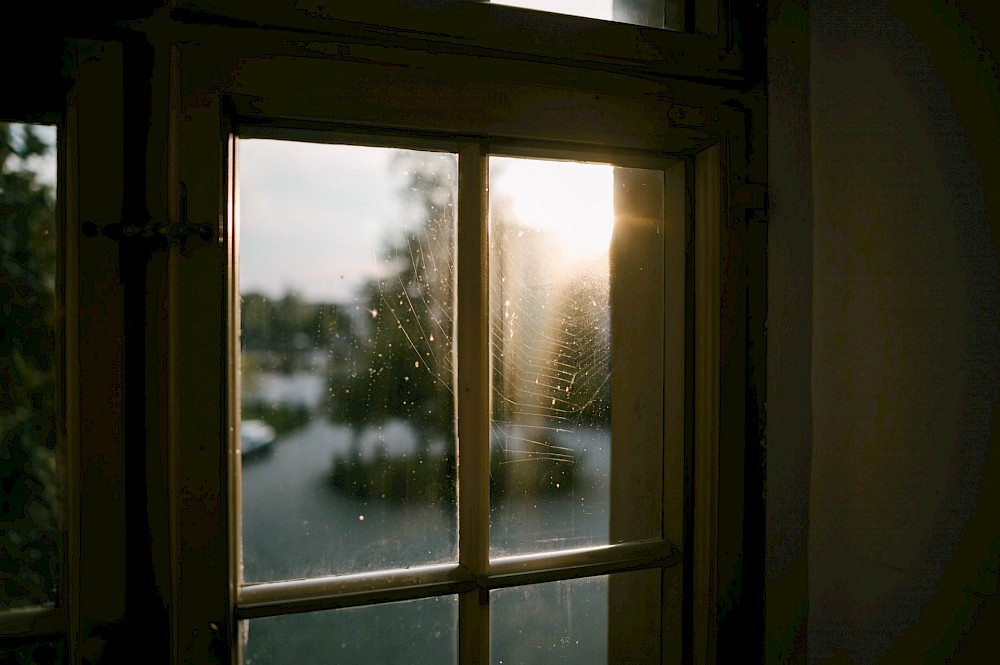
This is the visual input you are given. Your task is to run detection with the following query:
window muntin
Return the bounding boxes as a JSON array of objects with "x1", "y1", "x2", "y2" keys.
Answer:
[{"x1": 0, "y1": 122, "x2": 59, "y2": 613}]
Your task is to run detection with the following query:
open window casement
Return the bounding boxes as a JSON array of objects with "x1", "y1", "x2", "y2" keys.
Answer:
[{"x1": 148, "y1": 5, "x2": 763, "y2": 664}]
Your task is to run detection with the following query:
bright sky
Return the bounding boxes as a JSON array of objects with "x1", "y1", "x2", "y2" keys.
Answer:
[
  {"x1": 490, "y1": 156, "x2": 614, "y2": 262},
  {"x1": 238, "y1": 140, "x2": 414, "y2": 303},
  {"x1": 491, "y1": 0, "x2": 681, "y2": 29},
  {"x1": 238, "y1": 140, "x2": 617, "y2": 305},
  {"x1": 5, "y1": 123, "x2": 57, "y2": 188}
]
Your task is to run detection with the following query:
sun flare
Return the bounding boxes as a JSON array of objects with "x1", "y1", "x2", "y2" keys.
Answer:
[{"x1": 490, "y1": 157, "x2": 615, "y2": 262}]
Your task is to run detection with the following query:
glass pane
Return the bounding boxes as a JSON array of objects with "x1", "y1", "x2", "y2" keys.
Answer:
[
  {"x1": 490, "y1": 0, "x2": 684, "y2": 30},
  {"x1": 239, "y1": 139, "x2": 457, "y2": 582},
  {"x1": 243, "y1": 595, "x2": 457, "y2": 664},
  {"x1": 488, "y1": 158, "x2": 665, "y2": 557},
  {"x1": 490, "y1": 570, "x2": 662, "y2": 664},
  {"x1": 1, "y1": 122, "x2": 59, "y2": 611}
]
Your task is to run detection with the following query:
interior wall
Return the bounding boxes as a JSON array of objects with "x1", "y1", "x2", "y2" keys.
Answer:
[
  {"x1": 808, "y1": 0, "x2": 1000, "y2": 661},
  {"x1": 766, "y1": 1, "x2": 813, "y2": 662}
]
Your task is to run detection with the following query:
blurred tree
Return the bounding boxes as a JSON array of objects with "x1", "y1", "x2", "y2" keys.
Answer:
[
  {"x1": 538, "y1": 274, "x2": 612, "y2": 426},
  {"x1": 0, "y1": 122, "x2": 59, "y2": 609},
  {"x1": 241, "y1": 292, "x2": 355, "y2": 373},
  {"x1": 327, "y1": 152, "x2": 456, "y2": 459},
  {"x1": 489, "y1": 211, "x2": 612, "y2": 429}
]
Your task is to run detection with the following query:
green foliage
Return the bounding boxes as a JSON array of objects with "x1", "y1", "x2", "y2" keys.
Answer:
[
  {"x1": 0, "y1": 122, "x2": 59, "y2": 608},
  {"x1": 241, "y1": 293, "x2": 355, "y2": 373}
]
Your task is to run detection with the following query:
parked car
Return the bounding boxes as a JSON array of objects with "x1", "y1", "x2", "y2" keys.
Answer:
[{"x1": 241, "y1": 419, "x2": 276, "y2": 458}]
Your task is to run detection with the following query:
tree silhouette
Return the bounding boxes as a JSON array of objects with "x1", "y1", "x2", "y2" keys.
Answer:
[{"x1": 326, "y1": 151, "x2": 456, "y2": 498}]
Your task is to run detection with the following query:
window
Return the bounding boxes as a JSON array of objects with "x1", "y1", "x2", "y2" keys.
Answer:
[
  {"x1": 2, "y1": 2, "x2": 765, "y2": 663},
  {"x1": 232, "y1": 132, "x2": 684, "y2": 661},
  {"x1": 164, "y1": 2, "x2": 760, "y2": 660}
]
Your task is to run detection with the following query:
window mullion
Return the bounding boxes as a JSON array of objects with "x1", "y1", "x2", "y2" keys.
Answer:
[
  {"x1": 456, "y1": 143, "x2": 490, "y2": 664},
  {"x1": 64, "y1": 38, "x2": 128, "y2": 662},
  {"x1": 692, "y1": 142, "x2": 721, "y2": 665},
  {"x1": 170, "y1": 41, "x2": 234, "y2": 665},
  {"x1": 661, "y1": 159, "x2": 689, "y2": 665}
]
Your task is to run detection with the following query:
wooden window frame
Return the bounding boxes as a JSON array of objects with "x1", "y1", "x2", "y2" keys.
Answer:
[
  {"x1": 159, "y1": 8, "x2": 758, "y2": 662},
  {"x1": 1, "y1": 2, "x2": 766, "y2": 662}
]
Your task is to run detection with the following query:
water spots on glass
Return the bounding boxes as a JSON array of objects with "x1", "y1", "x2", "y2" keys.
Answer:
[
  {"x1": 245, "y1": 596, "x2": 457, "y2": 664},
  {"x1": 487, "y1": 156, "x2": 617, "y2": 557},
  {"x1": 239, "y1": 140, "x2": 458, "y2": 584}
]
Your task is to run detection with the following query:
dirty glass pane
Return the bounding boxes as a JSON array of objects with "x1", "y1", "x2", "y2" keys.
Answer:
[
  {"x1": 491, "y1": 577, "x2": 608, "y2": 664},
  {"x1": 490, "y1": 570, "x2": 662, "y2": 664},
  {"x1": 491, "y1": 0, "x2": 684, "y2": 30},
  {"x1": 1, "y1": 122, "x2": 59, "y2": 611},
  {"x1": 238, "y1": 139, "x2": 457, "y2": 582},
  {"x1": 488, "y1": 157, "x2": 664, "y2": 557},
  {"x1": 243, "y1": 595, "x2": 457, "y2": 664}
]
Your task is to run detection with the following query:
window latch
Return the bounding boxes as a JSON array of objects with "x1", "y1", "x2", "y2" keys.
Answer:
[{"x1": 82, "y1": 182, "x2": 216, "y2": 252}]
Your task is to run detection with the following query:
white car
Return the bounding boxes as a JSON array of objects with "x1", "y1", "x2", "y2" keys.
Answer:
[{"x1": 241, "y1": 419, "x2": 276, "y2": 457}]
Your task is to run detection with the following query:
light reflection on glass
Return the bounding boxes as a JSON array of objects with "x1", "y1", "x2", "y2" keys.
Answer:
[
  {"x1": 238, "y1": 139, "x2": 457, "y2": 583},
  {"x1": 488, "y1": 157, "x2": 614, "y2": 557},
  {"x1": 488, "y1": 157, "x2": 666, "y2": 558}
]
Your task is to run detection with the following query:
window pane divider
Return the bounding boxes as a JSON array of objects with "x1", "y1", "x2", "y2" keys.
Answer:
[
  {"x1": 233, "y1": 536, "x2": 680, "y2": 622},
  {"x1": 693, "y1": 141, "x2": 721, "y2": 665},
  {"x1": 234, "y1": 538, "x2": 681, "y2": 622},
  {"x1": 457, "y1": 142, "x2": 490, "y2": 664},
  {"x1": 487, "y1": 539, "x2": 681, "y2": 589},
  {"x1": 236, "y1": 563, "x2": 476, "y2": 620}
]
